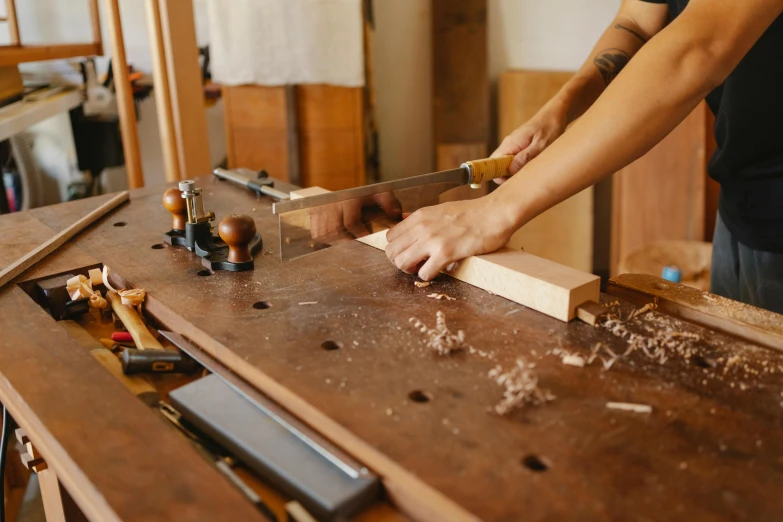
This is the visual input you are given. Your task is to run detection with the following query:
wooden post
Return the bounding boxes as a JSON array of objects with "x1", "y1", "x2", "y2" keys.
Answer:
[
  {"x1": 103, "y1": 0, "x2": 144, "y2": 189},
  {"x1": 144, "y1": 0, "x2": 181, "y2": 182},
  {"x1": 432, "y1": 0, "x2": 489, "y2": 203},
  {"x1": 158, "y1": 0, "x2": 211, "y2": 178},
  {"x1": 88, "y1": 0, "x2": 103, "y2": 55},
  {"x1": 5, "y1": 0, "x2": 19, "y2": 46}
]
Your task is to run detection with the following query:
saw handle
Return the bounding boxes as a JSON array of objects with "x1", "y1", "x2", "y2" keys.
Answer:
[{"x1": 461, "y1": 155, "x2": 515, "y2": 185}]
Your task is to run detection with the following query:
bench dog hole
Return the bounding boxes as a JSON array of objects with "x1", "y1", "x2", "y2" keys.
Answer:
[
  {"x1": 522, "y1": 454, "x2": 551, "y2": 472},
  {"x1": 113, "y1": 221, "x2": 127, "y2": 227},
  {"x1": 253, "y1": 301, "x2": 272, "y2": 310},
  {"x1": 151, "y1": 244, "x2": 166, "y2": 249},
  {"x1": 408, "y1": 390, "x2": 432, "y2": 403},
  {"x1": 196, "y1": 270, "x2": 213, "y2": 277},
  {"x1": 321, "y1": 340, "x2": 342, "y2": 351},
  {"x1": 693, "y1": 354, "x2": 717, "y2": 369}
]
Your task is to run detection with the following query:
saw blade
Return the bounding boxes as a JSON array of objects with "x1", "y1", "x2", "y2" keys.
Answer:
[{"x1": 273, "y1": 167, "x2": 468, "y2": 261}]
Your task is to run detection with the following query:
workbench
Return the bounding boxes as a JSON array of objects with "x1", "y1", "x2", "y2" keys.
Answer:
[{"x1": 1, "y1": 178, "x2": 782, "y2": 522}]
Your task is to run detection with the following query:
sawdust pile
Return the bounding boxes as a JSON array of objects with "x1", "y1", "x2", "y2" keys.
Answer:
[
  {"x1": 488, "y1": 357, "x2": 554, "y2": 415},
  {"x1": 409, "y1": 311, "x2": 470, "y2": 355},
  {"x1": 590, "y1": 302, "x2": 711, "y2": 368}
]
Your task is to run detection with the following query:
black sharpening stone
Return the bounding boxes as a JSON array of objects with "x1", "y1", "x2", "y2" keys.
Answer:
[{"x1": 169, "y1": 374, "x2": 379, "y2": 521}]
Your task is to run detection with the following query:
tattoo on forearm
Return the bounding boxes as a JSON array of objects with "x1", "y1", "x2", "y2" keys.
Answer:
[
  {"x1": 593, "y1": 48, "x2": 631, "y2": 85},
  {"x1": 614, "y1": 23, "x2": 647, "y2": 43}
]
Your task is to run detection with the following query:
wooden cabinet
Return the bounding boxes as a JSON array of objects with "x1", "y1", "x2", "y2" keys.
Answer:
[
  {"x1": 609, "y1": 102, "x2": 714, "y2": 276},
  {"x1": 499, "y1": 70, "x2": 595, "y2": 273},
  {"x1": 222, "y1": 84, "x2": 366, "y2": 191}
]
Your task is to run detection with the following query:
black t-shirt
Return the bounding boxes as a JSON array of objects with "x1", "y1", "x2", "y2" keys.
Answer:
[{"x1": 640, "y1": 0, "x2": 783, "y2": 253}]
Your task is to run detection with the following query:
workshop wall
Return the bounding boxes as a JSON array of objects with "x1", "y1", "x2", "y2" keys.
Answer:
[
  {"x1": 7, "y1": 0, "x2": 619, "y2": 196},
  {"x1": 373, "y1": 0, "x2": 620, "y2": 181}
]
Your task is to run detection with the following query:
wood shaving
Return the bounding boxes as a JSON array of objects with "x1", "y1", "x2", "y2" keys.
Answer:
[
  {"x1": 606, "y1": 402, "x2": 652, "y2": 413},
  {"x1": 561, "y1": 354, "x2": 585, "y2": 367},
  {"x1": 724, "y1": 355, "x2": 742, "y2": 373},
  {"x1": 630, "y1": 302, "x2": 657, "y2": 319},
  {"x1": 103, "y1": 265, "x2": 145, "y2": 306},
  {"x1": 409, "y1": 311, "x2": 469, "y2": 355},
  {"x1": 488, "y1": 357, "x2": 554, "y2": 415},
  {"x1": 102, "y1": 266, "x2": 119, "y2": 293},
  {"x1": 298, "y1": 301, "x2": 318, "y2": 305},
  {"x1": 119, "y1": 288, "x2": 146, "y2": 306},
  {"x1": 66, "y1": 274, "x2": 87, "y2": 290},
  {"x1": 585, "y1": 342, "x2": 621, "y2": 370},
  {"x1": 427, "y1": 293, "x2": 455, "y2": 301},
  {"x1": 593, "y1": 305, "x2": 705, "y2": 369},
  {"x1": 89, "y1": 293, "x2": 108, "y2": 309},
  {"x1": 414, "y1": 281, "x2": 431, "y2": 288},
  {"x1": 88, "y1": 268, "x2": 103, "y2": 285},
  {"x1": 70, "y1": 280, "x2": 93, "y2": 300}
]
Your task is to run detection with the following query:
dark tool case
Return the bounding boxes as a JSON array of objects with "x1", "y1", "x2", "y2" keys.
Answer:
[{"x1": 169, "y1": 374, "x2": 380, "y2": 521}]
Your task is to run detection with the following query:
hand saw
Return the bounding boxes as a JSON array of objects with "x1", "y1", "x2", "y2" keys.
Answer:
[{"x1": 272, "y1": 155, "x2": 513, "y2": 261}]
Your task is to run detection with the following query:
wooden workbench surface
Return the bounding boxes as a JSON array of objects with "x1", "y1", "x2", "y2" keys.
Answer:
[{"x1": 1, "y1": 180, "x2": 782, "y2": 521}]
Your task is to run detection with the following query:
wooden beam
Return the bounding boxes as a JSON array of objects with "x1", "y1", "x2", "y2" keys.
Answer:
[
  {"x1": 0, "y1": 43, "x2": 101, "y2": 67},
  {"x1": 0, "y1": 192, "x2": 128, "y2": 288},
  {"x1": 88, "y1": 0, "x2": 103, "y2": 55},
  {"x1": 144, "y1": 0, "x2": 180, "y2": 182},
  {"x1": 103, "y1": 0, "x2": 144, "y2": 189},
  {"x1": 432, "y1": 0, "x2": 488, "y2": 170},
  {"x1": 37, "y1": 467, "x2": 89, "y2": 522},
  {"x1": 357, "y1": 231, "x2": 600, "y2": 322},
  {"x1": 607, "y1": 273, "x2": 783, "y2": 351},
  {"x1": 5, "y1": 0, "x2": 18, "y2": 45},
  {"x1": 158, "y1": 0, "x2": 212, "y2": 178}
]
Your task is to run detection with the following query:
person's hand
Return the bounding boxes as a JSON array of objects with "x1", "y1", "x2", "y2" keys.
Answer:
[
  {"x1": 311, "y1": 192, "x2": 402, "y2": 240},
  {"x1": 384, "y1": 195, "x2": 516, "y2": 281},
  {"x1": 492, "y1": 104, "x2": 568, "y2": 184}
]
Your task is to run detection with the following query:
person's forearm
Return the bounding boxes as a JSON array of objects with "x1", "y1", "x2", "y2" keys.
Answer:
[
  {"x1": 543, "y1": 12, "x2": 652, "y2": 125},
  {"x1": 493, "y1": 5, "x2": 763, "y2": 232}
]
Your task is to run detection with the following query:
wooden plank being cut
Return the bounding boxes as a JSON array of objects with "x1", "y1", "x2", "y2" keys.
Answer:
[
  {"x1": 358, "y1": 231, "x2": 599, "y2": 321},
  {"x1": 290, "y1": 187, "x2": 332, "y2": 200}
]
